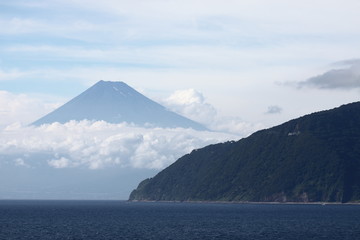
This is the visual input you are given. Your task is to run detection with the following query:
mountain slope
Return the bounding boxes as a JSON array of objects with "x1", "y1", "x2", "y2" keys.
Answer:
[
  {"x1": 130, "y1": 102, "x2": 360, "y2": 203},
  {"x1": 32, "y1": 80, "x2": 207, "y2": 130}
]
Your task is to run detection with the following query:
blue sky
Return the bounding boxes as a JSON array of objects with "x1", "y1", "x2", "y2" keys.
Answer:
[{"x1": 1, "y1": 0, "x2": 360, "y2": 128}]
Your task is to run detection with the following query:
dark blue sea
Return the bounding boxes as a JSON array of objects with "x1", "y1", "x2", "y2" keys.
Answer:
[{"x1": 0, "y1": 201, "x2": 359, "y2": 239}]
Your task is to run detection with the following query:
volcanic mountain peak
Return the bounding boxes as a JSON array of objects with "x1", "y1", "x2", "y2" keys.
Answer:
[{"x1": 32, "y1": 80, "x2": 207, "y2": 130}]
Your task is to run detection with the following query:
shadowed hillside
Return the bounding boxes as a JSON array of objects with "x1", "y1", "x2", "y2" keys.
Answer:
[{"x1": 130, "y1": 102, "x2": 360, "y2": 203}]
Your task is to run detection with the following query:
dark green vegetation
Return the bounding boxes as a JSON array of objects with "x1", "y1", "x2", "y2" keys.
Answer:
[{"x1": 130, "y1": 102, "x2": 360, "y2": 203}]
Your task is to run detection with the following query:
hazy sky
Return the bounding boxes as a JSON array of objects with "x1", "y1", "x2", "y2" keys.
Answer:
[
  {"x1": 1, "y1": 1, "x2": 360, "y2": 199},
  {"x1": 1, "y1": 0, "x2": 360, "y2": 128}
]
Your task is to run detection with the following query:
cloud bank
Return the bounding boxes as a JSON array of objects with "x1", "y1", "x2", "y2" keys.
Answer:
[
  {"x1": 0, "y1": 88, "x2": 262, "y2": 173},
  {"x1": 0, "y1": 121, "x2": 237, "y2": 170}
]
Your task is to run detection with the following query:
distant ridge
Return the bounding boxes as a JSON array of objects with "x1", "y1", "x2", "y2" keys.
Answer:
[
  {"x1": 130, "y1": 102, "x2": 360, "y2": 203},
  {"x1": 32, "y1": 80, "x2": 207, "y2": 130}
]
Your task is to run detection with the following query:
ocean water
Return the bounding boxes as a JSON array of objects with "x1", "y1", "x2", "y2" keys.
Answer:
[{"x1": 0, "y1": 201, "x2": 359, "y2": 240}]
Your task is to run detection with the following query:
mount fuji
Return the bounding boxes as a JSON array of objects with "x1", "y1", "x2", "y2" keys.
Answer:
[{"x1": 32, "y1": 80, "x2": 207, "y2": 130}]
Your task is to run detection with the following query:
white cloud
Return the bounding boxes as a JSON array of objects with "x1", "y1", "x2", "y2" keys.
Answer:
[
  {"x1": 0, "y1": 16, "x2": 105, "y2": 36},
  {"x1": 7, "y1": 0, "x2": 359, "y2": 39},
  {"x1": 163, "y1": 89, "x2": 263, "y2": 136},
  {"x1": 0, "y1": 121, "x2": 237, "y2": 170},
  {"x1": 0, "y1": 91, "x2": 59, "y2": 128},
  {"x1": 211, "y1": 117, "x2": 264, "y2": 136},
  {"x1": 166, "y1": 89, "x2": 206, "y2": 105},
  {"x1": 13, "y1": 158, "x2": 30, "y2": 167},
  {"x1": 0, "y1": 18, "x2": 45, "y2": 35},
  {"x1": 0, "y1": 69, "x2": 27, "y2": 80},
  {"x1": 164, "y1": 89, "x2": 217, "y2": 126},
  {"x1": 2, "y1": 0, "x2": 360, "y2": 76},
  {"x1": 48, "y1": 157, "x2": 70, "y2": 168}
]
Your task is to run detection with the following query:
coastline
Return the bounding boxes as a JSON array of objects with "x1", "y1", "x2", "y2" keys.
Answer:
[
  {"x1": 128, "y1": 200, "x2": 360, "y2": 205},
  {"x1": 1, "y1": 199, "x2": 359, "y2": 205}
]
